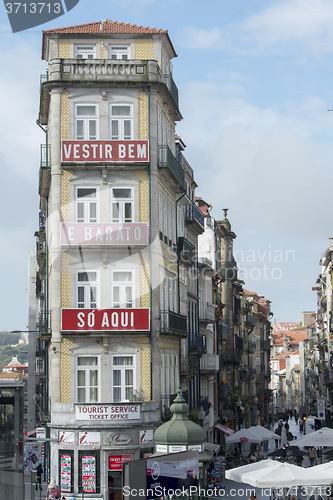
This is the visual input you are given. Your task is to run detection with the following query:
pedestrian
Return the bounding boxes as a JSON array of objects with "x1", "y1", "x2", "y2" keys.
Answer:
[
  {"x1": 46, "y1": 479, "x2": 60, "y2": 499},
  {"x1": 295, "y1": 455, "x2": 303, "y2": 467},
  {"x1": 307, "y1": 447, "x2": 317, "y2": 467},
  {"x1": 36, "y1": 462, "x2": 43, "y2": 491},
  {"x1": 248, "y1": 490, "x2": 259, "y2": 500}
]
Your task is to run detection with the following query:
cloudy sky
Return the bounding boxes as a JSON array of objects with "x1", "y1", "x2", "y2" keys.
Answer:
[{"x1": 0, "y1": 0, "x2": 332, "y2": 330}]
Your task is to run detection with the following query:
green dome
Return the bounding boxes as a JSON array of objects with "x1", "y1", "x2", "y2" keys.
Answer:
[{"x1": 154, "y1": 389, "x2": 205, "y2": 446}]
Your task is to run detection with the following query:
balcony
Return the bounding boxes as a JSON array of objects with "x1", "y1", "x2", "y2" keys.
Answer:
[
  {"x1": 39, "y1": 144, "x2": 51, "y2": 197},
  {"x1": 181, "y1": 356, "x2": 198, "y2": 376},
  {"x1": 189, "y1": 335, "x2": 206, "y2": 354},
  {"x1": 177, "y1": 236, "x2": 195, "y2": 263},
  {"x1": 223, "y1": 348, "x2": 242, "y2": 364},
  {"x1": 200, "y1": 353, "x2": 219, "y2": 372},
  {"x1": 158, "y1": 146, "x2": 186, "y2": 192},
  {"x1": 160, "y1": 310, "x2": 187, "y2": 337},
  {"x1": 185, "y1": 203, "x2": 204, "y2": 231},
  {"x1": 36, "y1": 239, "x2": 46, "y2": 271},
  {"x1": 39, "y1": 311, "x2": 51, "y2": 340},
  {"x1": 217, "y1": 324, "x2": 228, "y2": 342},
  {"x1": 247, "y1": 341, "x2": 256, "y2": 352},
  {"x1": 40, "y1": 59, "x2": 181, "y2": 123},
  {"x1": 199, "y1": 302, "x2": 216, "y2": 323},
  {"x1": 260, "y1": 339, "x2": 271, "y2": 350}
]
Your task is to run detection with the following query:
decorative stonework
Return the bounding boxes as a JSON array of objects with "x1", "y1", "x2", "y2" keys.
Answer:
[
  {"x1": 135, "y1": 39, "x2": 154, "y2": 60},
  {"x1": 61, "y1": 252, "x2": 72, "y2": 309},
  {"x1": 138, "y1": 91, "x2": 148, "y2": 140},
  {"x1": 58, "y1": 39, "x2": 70, "y2": 58},
  {"x1": 60, "y1": 337, "x2": 73, "y2": 403},
  {"x1": 137, "y1": 336, "x2": 150, "y2": 401}
]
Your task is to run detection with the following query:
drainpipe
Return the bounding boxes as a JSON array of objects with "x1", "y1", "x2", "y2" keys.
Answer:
[
  {"x1": 147, "y1": 85, "x2": 153, "y2": 402},
  {"x1": 175, "y1": 191, "x2": 186, "y2": 392}
]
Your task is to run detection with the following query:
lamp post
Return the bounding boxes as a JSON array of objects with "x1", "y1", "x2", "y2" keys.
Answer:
[{"x1": 253, "y1": 396, "x2": 258, "y2": 426}]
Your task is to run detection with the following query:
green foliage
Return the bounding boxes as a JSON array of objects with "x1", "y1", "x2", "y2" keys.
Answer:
[{"x1": 0, "y1": 335, "x2": 28, "y2": 370}]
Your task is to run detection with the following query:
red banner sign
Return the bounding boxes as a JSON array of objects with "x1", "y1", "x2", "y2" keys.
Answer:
[
  {"x1": 61, "y1": 308, "x2": 150, "y2": 332},
  {"x1": 61, "y1": 223, "x2": 148, "y2": 246},
  {"x1": 62, "y1": 140, "x2": 149, "y2": 163},
  {"x1": 108, "y1": 454, "x2": 133, "y2": 471}
]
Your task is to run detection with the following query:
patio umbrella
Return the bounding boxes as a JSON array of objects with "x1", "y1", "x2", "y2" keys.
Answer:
[
  {"x1": 226, "y1": 428, "x2": 262, "y2": 444},
  {"x1": 268, "y1": 446, "x2": 306, "y2": 460},
  {"x1": 226, "y1": 458, "x2": 312, "y2": 488},
  {"x1": 289, "y1": 427, "x2": 333, "y2": 447},
  {"x1": 247, "y1": 425, "x2": 277, "y2": 441}
]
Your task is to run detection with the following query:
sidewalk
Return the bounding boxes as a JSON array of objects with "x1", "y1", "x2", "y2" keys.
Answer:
[{"x1": 24, "y1": 475, "x2": 48, "y2": 500}]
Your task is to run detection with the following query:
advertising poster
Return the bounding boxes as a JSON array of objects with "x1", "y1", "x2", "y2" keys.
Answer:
[
  {"x1": 82, "y1": 455, "x2": 96, "y2": 493},
  {"x1": 60, "y1": 455, "x2": 71, "y2": 492}
]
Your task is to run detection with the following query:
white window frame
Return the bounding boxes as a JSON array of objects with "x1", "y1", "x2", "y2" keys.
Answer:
[
  {"x1": 76, "y1": 355, "x2": 100, "y2": 403},
  {"x1": 75, "y1": 104, "x2": 98, "y2": 140},
  {"x1": 111, "y1": 270, "x2": 134, "y2": 308},
  {"x1": 109, "y1": 45, "x2": 130, "y2": 60},
  {"x1": 75, "y1": 186, "x2": 98, "y2": 223},
  {"x1": 111, "y1": 355, "x2": 136, "y2": 402},
  {"x1": 77, "y1": 271, "x2": 99, "y2": 309},
  {"x1": 109, "y1": 103, "x2": 133, "y2": 140},
  {"x1": 110, "y1": 186, "x2": 133, "y2": 223},
  {"x1": 75, "y1": 45, "x2": 96, "y2": 59}
]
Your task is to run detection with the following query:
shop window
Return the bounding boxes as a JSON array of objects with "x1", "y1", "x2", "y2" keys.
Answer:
[{"x1": 59, "y1": 450, "x2": 74, "y2": 494}]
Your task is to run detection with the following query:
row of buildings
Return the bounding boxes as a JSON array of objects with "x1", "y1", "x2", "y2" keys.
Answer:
[{"x1": 27, "y1": 20, "x2": 273, "y2": 499}]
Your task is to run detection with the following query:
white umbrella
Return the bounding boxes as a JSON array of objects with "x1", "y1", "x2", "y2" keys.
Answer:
[
  {"x1": 247, "y1": 425, "x2": 277, "y2": 441},
  {"x1": 226, "y1": 428, "x2": 262, "y2": 444},
  {"x1": 290, "y1": 427, "x2": 333, "y2": 447},
  {"x1": 226, "y1": 458, "x2": 318, "y2": 488},
  {"x1": 225, "y1": 459, "x2": 276, "y2": 483}
]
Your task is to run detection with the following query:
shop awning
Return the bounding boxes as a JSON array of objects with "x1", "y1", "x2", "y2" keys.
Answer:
[
  {"x1": 215, "y1": 423, "x2": 234, "y2": 435},
  {"x1": 204, "y1": 442, "x2": 220, "y2": 454}
]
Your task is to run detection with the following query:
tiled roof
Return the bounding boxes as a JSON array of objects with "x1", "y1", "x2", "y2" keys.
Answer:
[
  {"x1": 43, "y1": 19, "x2": 168, "y2": 35},
  {"x1": 272, "y1": 322, "x2": 300, "y2": 333}
]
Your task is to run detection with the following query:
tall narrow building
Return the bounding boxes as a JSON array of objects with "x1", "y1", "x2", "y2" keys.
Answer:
[{"x1": 36, "y1": 20, "x2": 204, "y2": 498}]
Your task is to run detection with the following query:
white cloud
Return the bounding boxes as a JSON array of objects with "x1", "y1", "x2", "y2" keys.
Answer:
[{"x1": 179, "y1": 26, "x2": 224, "y2": 50}]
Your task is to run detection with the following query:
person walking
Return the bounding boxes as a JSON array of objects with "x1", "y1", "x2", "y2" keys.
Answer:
[
  {"x1": 36, "y1": 462, "x2": 43, "y2": 491},
  {"x1": 46, "y1": 479, "x2": 60, "y2": 499},
  {"x1": 307, "y1": 447, "x2": 317, "y2": 466}
]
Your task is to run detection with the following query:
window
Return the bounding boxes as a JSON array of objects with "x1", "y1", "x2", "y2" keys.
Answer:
[
  {"x1": 76, "y1": 356, "x2": 99, "y2": 403},
  {"x1": 111, "y1": 271, "x2": 133, "y2": 308},
  {"x1": 75, "y1": 105, "x2": 97, "y2": 140},
  {"x1": 111, "y1": 187, "x2": 133, "y2": 223},
  {"x1": 77, "y1": 271, "x2": 98, "y2": 308},
  {"x1": 110, "y1": 104, "x2": 132, "y2": 140},
  {"x1": 111, "y1": 355, "x2": 134, "y2": 402},
  {"x1": 75, "y1": 187, "x2": 98, "y2": 223},
  {"x1": 109, "y1": 45, "x2": 129, "y2": 60},
  {"x1": 75, "y1": 45, "x2": 96, "y2": 59}
]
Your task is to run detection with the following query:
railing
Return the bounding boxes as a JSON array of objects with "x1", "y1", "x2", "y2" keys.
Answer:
[
  {"x1": 181, "y1": 356, "x2": 198, "y2": 376},
  {"x1": 185, "y1": 203, "x2": 204, "y2": 229},
  {"x1": 189, "y1": 335, "x2": 206, "y2": 353},
  {"x1": 200, "y1": 353, "x2": 219, "y2": 372},
  {"x1": 39, "y1": 311, "x2": 51, "y2": 338},
  {"x1": 162, "y1": 73, "x2": 179, "y2": 108},
  {"x1": 158, "y1": 145, "x2": 185, "y2": 190},
  {"x1": 199, "y1": 301, "x2": 216, "y2": 322},
  {"x1": 223, "y1": 348, "x2": 242, "y2": 364},
  {"x1": 177, "y1": 236, "x2": 195, "y2": 261},
  {"x1": 217, "y1": 324, "x2": 228, "y2": 342},
  {"x1": 160, "y1": 310, "x2": 187, "y2": 336},
  {"x1": 260, "y1": 339, "x2": 271, "y2": 350}
]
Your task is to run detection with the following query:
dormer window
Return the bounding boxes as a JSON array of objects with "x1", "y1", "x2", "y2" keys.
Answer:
[
  {"x1": 109, "y1": 45, "x2": 130, "y2": 60},
  {"x1": 75, "y1": 45, "x2": 96, "y2": 59}
]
